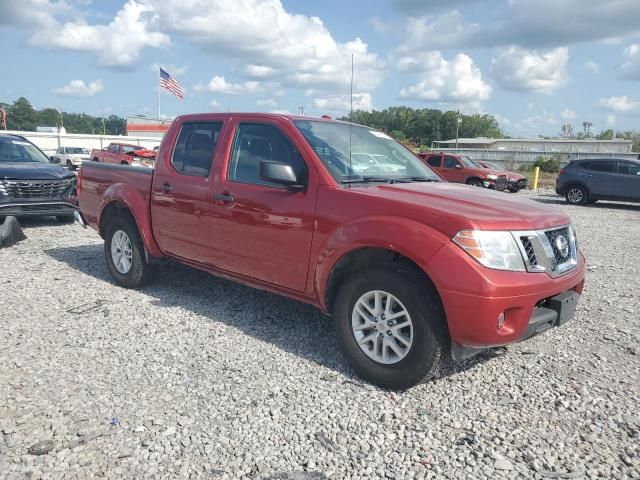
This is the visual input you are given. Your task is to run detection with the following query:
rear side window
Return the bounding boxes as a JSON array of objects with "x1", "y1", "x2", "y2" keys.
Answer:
[
  {"x1": 589, "y1": 161, "x2": 614, "y2": 173},
  {"x1": 427, "y1": 155, "x2": 441, "y2": 167},
  {"x1": 618, "y1": 161, "x2": 640, "y2": 176},
  {"x1": 228, "y1": 123, "x2": 307, "y2": 188},
  {"x1": 171, "y1": 122, "x2": 223, "y2": 177}
]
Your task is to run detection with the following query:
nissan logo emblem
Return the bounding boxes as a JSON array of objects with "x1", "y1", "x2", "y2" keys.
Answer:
[{"x1": 555, "y1": 235, "x2": 569, "y2": 257}]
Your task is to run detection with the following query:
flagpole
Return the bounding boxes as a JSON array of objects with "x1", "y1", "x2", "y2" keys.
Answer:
[{"x1": 157, "y1": 67, "x2": 161, "y2": 119}]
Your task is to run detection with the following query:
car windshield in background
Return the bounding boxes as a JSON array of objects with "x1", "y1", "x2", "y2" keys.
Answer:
[
  {"x1": 484, "y1": 161, "x2": 504, "y2": 171},
  {"x1": 294, "y1": 120, "x2": 439, "y2": 183},
  {"x1": 0, "y1": 137, "x2": 50, "y2": 163},
  {"x1": 459, "y1": 156, "x2": 483, "y2": 168},
  {"x1": 66, "y1": 147, "x2": 89, "y2": 154},
  {"x1": 123, "y1": 145, "x2": 143, "y2": 153}
]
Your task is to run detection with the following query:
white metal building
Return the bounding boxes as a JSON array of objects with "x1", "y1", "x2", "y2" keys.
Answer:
[{"x1": 433, "y1": 138, "x2": 633, "y2": 154}]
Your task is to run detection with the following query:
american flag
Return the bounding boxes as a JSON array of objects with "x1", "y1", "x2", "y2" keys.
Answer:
[{"x1": 159, "y1": 67, "x2": 184, "y2": 100}]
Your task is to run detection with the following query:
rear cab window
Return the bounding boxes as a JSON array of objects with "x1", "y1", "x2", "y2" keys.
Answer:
[{"x1": 171, "y1": 122, "x2": 223, "y2": 177}]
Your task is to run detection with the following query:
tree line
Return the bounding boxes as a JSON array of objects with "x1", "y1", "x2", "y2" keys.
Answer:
[
  {"x1": 0, "y1": 97, "x2": 126, "y2": 135},
  {"x1": 339, "y1": 106, "x2": 504, "y2": 149}
]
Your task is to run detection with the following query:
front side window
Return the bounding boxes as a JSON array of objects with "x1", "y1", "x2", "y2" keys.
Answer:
[
  {"x1": 113, "y1": 144, "x2": 122, "y2": 154},
  {"x1": 590, "y1": 161, "x2": 614, "y2": 173},
  {"x1": 66, "y1": 147, "x2": 89, "y2": 154},
  {"x1": 427, "y1": 155, "x2": 441, "y2": 167},
  {"x1": 443, "y1": 156, "x2": 459, "y2": 168},
  {"x1": 228, "y1": 123, "x2": 307, "y2": 187},
  {"x1": 0, "y1": 137, "x2": 50, "y2": 163},
  {"x1": 171, "y1": 122, "x2": 222, "y2": 177},
  {"x1": 618, "y1": 161, "x2": 640, "y2": 176},
  {"x1": 294, "y1": 120, "x2": 439, "y2": 183},
  {"x1": 122, "y1": 145, "x2": 143, "y2": 154}
]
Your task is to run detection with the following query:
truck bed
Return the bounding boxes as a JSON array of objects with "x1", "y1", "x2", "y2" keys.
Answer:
[{"x1": 79, "y1": 162, "x2": 154, "y2": 233}]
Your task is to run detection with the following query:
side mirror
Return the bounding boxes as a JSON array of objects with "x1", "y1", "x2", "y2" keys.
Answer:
[
  {"x1": 455, "y1": 164, "x2": 462, "y2": 169},
  {"x1": 259, "y1": 161, "x2": 304, "y2": 190},
  {"x1": 49, "y1": 156, "x2": 59, "y2": 163}
]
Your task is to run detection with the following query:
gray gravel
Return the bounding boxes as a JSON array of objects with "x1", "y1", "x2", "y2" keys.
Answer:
[{"x1": 1, "y1": 191, "x2": 639, "y2": 480}]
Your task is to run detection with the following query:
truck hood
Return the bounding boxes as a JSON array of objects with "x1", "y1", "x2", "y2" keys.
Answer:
[
  {"x1": 357, "y1": 181, "x2": 569, "y2": 236},
  {"x1": 0, "y1": 162, "x2": 75, "y2": 180}
]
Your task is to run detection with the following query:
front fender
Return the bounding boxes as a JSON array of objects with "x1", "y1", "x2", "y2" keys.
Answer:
[
  {"x1": 313, "y1": 215, "x2": 451, "y2": 311},
  {"x1": 98, "y1": 183, "x2": 163, "y2": 257}
]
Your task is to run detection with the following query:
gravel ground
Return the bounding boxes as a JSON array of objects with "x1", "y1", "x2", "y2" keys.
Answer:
[{"x1": 1, "y1": 190, "x2": 639, "y2": 480}]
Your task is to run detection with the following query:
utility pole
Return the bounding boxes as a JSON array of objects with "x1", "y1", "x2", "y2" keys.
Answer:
[
  {"x1": 298, "y1": 106, "x2": 304, "y2": 116},
  {"x1": 455, "y1": 110, "x2": 462, "y2": 149}
]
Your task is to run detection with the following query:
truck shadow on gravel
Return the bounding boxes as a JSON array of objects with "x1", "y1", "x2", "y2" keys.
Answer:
[{"x1": 45, "y1": 243, "x2": 497, "y2": 388}]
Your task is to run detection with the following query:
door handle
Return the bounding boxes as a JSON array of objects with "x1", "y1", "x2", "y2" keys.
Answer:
[
  {"x1": 161, "y1": 182, "x2": 173, "y2": 193},
  {"x1": 214, "y1": 193, "x2": 234, "y2": 203}
]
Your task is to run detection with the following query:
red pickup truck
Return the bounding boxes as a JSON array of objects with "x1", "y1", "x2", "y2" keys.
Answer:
[
  {"x1": 76, "y1": 113, "x2": 585, "y2": 389},
  {"x1": 418, "y1": 152, "x2": 508, "y2": 190},
  {"x1": 91, "y1": 142, "x2": 155, "y2": 168}
]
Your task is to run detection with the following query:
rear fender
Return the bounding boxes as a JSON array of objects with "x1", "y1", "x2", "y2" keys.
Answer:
[
  {"x1": 98, "y1": 183, "x2": 163, "y2": 257},
  {"x1": 313, "y1": 216, "x2": 450, "y2": 312}
]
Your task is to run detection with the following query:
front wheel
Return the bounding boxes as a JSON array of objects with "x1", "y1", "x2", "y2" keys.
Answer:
[
  {"x1": 565, "y1": 185, "x2": 588, "y2": 205},
  {"x1": 104, "y1": 216, "x2": 153, "y2": 288},
  {"x1": 333, "y1": 266, "x2": 447, "y2": 389},
  {"x1": 467, "y1": 178, "x2": 483, "y2": 187}
]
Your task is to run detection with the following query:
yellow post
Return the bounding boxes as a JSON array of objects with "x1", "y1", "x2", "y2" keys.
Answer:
[{"x1": 533, "y1": 166, "x2": 540, "y2": 191}]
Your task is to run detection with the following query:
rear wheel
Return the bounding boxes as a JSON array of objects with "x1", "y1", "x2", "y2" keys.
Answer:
[
  {"x1": 334, "y1": 265, "x2": 447, "y2": 389},
  {"x1": 93, "y1": 157, "x2": 99, "y2": 162},
  {"x1": 565, "y1": 185, "x2": 588, "y2": 205},
  {"x1": 467, "y1": 178, "x2": 483, "y2": 187},
  {"x1": 104, "y1": 216, "x2": 153, "y2": 288}
]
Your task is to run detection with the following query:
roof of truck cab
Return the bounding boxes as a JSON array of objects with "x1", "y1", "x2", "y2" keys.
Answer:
[{"x1": 173, "y1": 112, "x2": 366, "y2": 128}]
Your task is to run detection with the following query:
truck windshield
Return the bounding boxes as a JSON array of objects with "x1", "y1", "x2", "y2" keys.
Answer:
[
  {"x1": 66, "y1": 147, "x2": 89, "y2": 154},
  {"x1": 459, "y1": 156, "x2": 483, "y2": 168},
  {"x1": 0, "y1": 137, "x2": 50, "y2": 163},
  {"x1": 294, "y1": 120, "x2": 439, "y2": 183},
  {"x1": 123, "y1": 145, "x2": 143, "y2": 153}
]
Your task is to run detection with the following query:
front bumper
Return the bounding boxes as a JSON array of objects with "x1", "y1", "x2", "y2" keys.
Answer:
[
  {"x1": 508, "y1": 178, "x2": 528, "y2": 190},
  {"x1": 427, "y1": 241, "x2": 586, "y2": 353},
  {"x1": 0, "y1": 199, "x2": 78, "y2": 217}
]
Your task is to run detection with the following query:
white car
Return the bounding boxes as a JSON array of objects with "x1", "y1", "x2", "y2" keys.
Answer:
[{"x1": 53, "y1": 146, "x2": 91, "y2": 171}]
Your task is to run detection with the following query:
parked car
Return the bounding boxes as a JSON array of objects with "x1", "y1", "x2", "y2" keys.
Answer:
[
  {"x1": 76, "y1": 113, "x2": 585, "y2": 389},
  {"x1": 417, "y1": 152, "x2": 508, "y2": 190},
  {"x1": 0, "y1": 134, "x2": 77, "y2": 222},
  {"x1": 51, "y1": 146, "x2": 90, "y2": 171},
  {"x1": 556, "y1": 158, "x2": 640, "y2": 205},
  {"x1": 477, "y1": 160, "x2": 528, "y2": 193},
  {"x1": 90, "y1": 142, "x2": 155, "y2": 168}
]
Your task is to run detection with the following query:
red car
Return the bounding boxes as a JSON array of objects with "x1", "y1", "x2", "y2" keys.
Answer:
[
  {"x1": 76, "y1": 113, "x2": 585, "y2": 389},
  {"x1": 478, "y1": 160, "x2": 528, "y2": 193},
  {"x1": 418, "y1": 152, "x2": 508, "y2": 190},
  {"x1": 90, "y1": 142, "x2": 155, "y2": 168}
]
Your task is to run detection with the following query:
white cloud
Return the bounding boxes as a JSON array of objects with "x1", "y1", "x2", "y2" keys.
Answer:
[
  {"x1": 210, "y1": 100, "x2": 224, "y2": 111},
  {"x1": 147, "y1": 0, "x2": 385, "y2": 92},
  {"x1": 0, "y1": 0, "x2": 71, "y2": 29},
  {"x1": 313, "y1": 93, "x2": 373, "y2": 113},
  {"x1": 270, "y1": 109, "x2": 292, "y2": 115},
  {"x1": 560, "y1": 108, "x2": 577, "y2": 120},
  {"x1": 397, "y1": 11, "x2": 480, "y2": 53},
  {"x1": 194, "y1": 76, "x2": 262, "y2": 95},
  {"x1": 584, "y1": 60, "x2": 600, "y2": 73},
  {"x1": 620, "y1": 44, "x2": 640, "y2": 80},
  {"x1": 490, "y1": 47, "x2": 569, "y2": 94},
  {"x1": 257, "y1": 98, "x2": 278, "y2": 108},
  {"x1": 599, "y1": 96, "x2": 640, "y2": 114},
  {"x1": 54, "y1": 79, "x2": 104, "y2": 97},
  {"x1": 151, "y1": 63, "x2": 188, "y2": 76},
  {"x1": 399, "y1": 52, "x2": 491, "y2": 104},
  {"x1": 30, "y1": 1, "x2": 170, "y2": 68}
]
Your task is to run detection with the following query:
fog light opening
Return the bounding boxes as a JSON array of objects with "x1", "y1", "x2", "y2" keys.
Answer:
[{"x1": 497, "y1": 312, "x2": 506, "y2": 330}]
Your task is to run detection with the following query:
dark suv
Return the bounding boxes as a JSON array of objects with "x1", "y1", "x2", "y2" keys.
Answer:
[
  {"x1": 556, "y1": 158, "x2": 640, "y2": 205},
  {"x1": 0, "y1": 134, "x2": 77, "y2": 222}
]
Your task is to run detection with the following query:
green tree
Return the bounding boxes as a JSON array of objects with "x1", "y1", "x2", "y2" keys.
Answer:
[
  {"x1": 596, "y1": 129, "x2": 614, "y2": 140},
  {"x1": 7, "y1": 97, "x2": 38, "y2": 130}
]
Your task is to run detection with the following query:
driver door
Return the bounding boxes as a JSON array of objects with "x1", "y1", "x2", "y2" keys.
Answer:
[
  {"x1": 208, "y1": 119, "x2": 317, "y2": 292},
  {"x1": 442, "y1": 155, "x2": 464, "y2": 183}
]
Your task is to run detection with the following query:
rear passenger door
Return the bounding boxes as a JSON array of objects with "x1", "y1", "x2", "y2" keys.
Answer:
[
  {"x1": 614, "y1": 161, "x2": 640, "y2": 201},
  {"x1": 151, "y1": 121, "x2": 224, "y2": 264},
  {"x1": 587, "y1": 160, "x2": 616, "y2": 197}
]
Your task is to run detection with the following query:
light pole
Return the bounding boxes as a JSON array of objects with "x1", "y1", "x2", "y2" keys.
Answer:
[{"x1": 455, "y1": 110, "x2": 462, "y2": 149}]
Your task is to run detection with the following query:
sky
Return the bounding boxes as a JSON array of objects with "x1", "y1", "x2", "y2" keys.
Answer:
[{"x1": 1, "y1": 0, "x2": 640, "y2": 138}]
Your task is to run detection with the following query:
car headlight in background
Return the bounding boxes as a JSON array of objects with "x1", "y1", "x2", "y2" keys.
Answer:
[
  {"x1": 453, "y1": 230, "x2": 526, "y2": 271},
  {"x1": 486, "y1": 174, "x2": 498, "y2": 180}
]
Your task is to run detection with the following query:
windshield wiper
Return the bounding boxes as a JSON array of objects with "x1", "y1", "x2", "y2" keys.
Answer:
[
  {"x1": 341, "y1": 176, "x2": 439, "y2": 185},
  {"x1": 407, "y1": 176, "x2": 439, "y2": 182}
]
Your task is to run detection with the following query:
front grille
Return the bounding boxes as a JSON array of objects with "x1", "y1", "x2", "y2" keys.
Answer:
[
  {"x1": 20, "y1": 204, "x2": 67, "y2": 212},
  {"x1": 1, "y1": 178, "x2": 74, "y2": 199},
  {"x1": 520, "y1": 236, "x2": 537, "y2": 266},
  {"x1": 545, "y1": 227, "x2": 571, "y2": 265},
  {"x1": 495, "y1": 175, "x2": 508, "y2": 188},
  {"x1": 516, "y1": 225, "x2": 577, "y2": 277}
]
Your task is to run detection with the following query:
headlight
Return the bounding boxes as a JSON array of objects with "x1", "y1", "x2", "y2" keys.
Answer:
[
  {"x1": 486, "y1": 174, "x2": 498, "y2": 180},
  {"x1": 453, "y1": 230, "x2": 526, "y2": 271}
]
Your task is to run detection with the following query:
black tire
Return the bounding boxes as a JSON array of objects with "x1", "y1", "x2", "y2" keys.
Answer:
[
  {"x1": 56, "y1": 214, "x2": 75, "y2": 223},
  {"x1": 93, "y1": 157, "x2": 99, "y2": 162},
  {"x1": 565, "y1": 185, "x2": 588, "y2": 205},
  {"x1": 66, "y1": 160, "x2": 74, "y2": 170},
  {"x1": 333, "y1": 265, "x2": 447, "y2": 389},
  {"x1": 508, "y1": 186, "x2": 519, "y2": 193},
  {"x1": 466, "y1": 178, "x2": 483, "y2": 187},
  {"x1": 104, "y1": 215, "x2": 153, "y2": 288}
]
